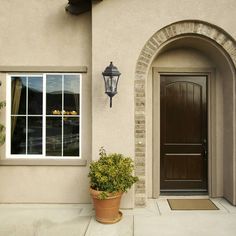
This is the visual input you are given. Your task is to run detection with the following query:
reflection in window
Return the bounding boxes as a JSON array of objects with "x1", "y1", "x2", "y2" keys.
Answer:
[
  {"x1": 11, "y1": 77, "x2": 27, "y2": 154},
  {"x1": 11, "y1": 117, "x2": 26, "y2": 154},
  {"x1": 11, "y1": 77, "x2": 26, "y2": 115},
  {"x1": 28, "y1": 77, "x2": 43, "y2": 115},
  {"x1": 64, "y1": 75, "x2": 80, "y2": 115},
  {"x1": 46, "y1": 117, "x2": 62, "y2": 156},
  {"x1": 63, "y1": 117, "x2": 80, "y2": 156},
  {"x1": 9, "y1": 74, "x2": 81, "y2": 158},
  {"x1": 45, "y1": 74, "x2": 80, "y2": 156},
  {"x1": 46, "y1": 75, "x2": 62, "y2": 115},
  {"x1": 28, "y1": 117, "x2": 42, "y2": 154}
]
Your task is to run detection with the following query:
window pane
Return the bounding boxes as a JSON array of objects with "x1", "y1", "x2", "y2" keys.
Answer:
[
  {"x1": 9, "y1": 73, "x2": 81, "y2": 158},
  {"x1": 63, "y1": 117, "x2": 80, "y2": 156},
  {"x1": 28, "y1": 77, "x2": 43, "y2": 115},
  {"x1": 11, "y1": 116, "x2": 26, "y2": 154},
  {"x1": 46, "y1": 75, "x2": 62, "y2": 115},
  {"x1": 46, "y1": 117, "x2": 62, "y2": 156},
  {"x1": 11, "y1": 77, "x2": 26, "y2": 115},
  {"x1": 28, "y1": 117, "x2": 42, "y2": 154},
  {"x1": 64, "y1": 75, "x2": 80, "y2": 115}
]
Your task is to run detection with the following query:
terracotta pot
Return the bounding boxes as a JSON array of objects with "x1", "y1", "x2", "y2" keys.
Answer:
[{"x1": 90, "y1": 188, "x2": 123, "y2": 224}]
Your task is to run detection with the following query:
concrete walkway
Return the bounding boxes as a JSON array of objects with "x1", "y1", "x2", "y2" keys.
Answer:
[{"x1": 0, "y1": 198, "x2": 236, "y2": 236}]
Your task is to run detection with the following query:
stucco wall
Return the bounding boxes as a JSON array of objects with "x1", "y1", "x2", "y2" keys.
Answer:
[
  {"x1": 0, "y1": 0, "x2": 92, "y2": 203},
  {"x1": 0, "y1": 0, "x2": 236, "y2": 206},
  {"x1": 92, "y1": 0, "x2": 236, "y2": 206}
]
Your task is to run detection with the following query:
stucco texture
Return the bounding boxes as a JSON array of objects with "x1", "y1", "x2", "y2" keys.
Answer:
[
  {"x1": 92, "y1": 0, "x2": 236, "y2": 206},
  {"x1": 0, "y1": 0, "x2": 92, "y2": 203},
  {"x1": 0, "y1": 0, "x2": 236, "y2": 207}
]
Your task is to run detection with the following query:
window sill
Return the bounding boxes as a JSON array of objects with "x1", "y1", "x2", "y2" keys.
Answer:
[{"x1": 0, "y1": 159, "x2": 87, "y2": 166}]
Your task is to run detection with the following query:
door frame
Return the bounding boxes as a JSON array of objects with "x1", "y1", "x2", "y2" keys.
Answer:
[{"x1": 152, "y1": 67, "x2": 217, "y2": 198}]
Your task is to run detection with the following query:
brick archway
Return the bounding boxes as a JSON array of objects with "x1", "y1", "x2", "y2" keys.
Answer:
[{"x1": 134, "y1": 20, "x2": 236, "y2": 206}]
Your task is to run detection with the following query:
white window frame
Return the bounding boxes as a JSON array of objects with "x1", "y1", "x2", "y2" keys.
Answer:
[{"x1": 6, "y1": 73, "x2": 82, "y2": 159}]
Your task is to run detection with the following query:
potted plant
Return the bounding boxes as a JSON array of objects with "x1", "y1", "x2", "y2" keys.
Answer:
[{"x1": 88, "y1": 147, "x2": 138, "y2": 224}]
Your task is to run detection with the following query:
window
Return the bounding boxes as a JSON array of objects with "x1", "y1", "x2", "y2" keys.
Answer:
[{"x1": 6, "y1": 73, "x2": 81, "y2": 159}]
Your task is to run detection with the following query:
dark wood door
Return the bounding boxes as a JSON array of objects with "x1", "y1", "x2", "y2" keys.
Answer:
[{"x1": 160, "y1": 75, "x2": 208, "y2": 192}]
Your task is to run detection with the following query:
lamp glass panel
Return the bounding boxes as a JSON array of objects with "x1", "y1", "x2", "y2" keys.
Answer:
[
  {"x1": 104, "y1": 76, "x2": 119, "y2": 93},
  {"x1": 112, "y1": 76, "x2": 119, "y2": 93}
]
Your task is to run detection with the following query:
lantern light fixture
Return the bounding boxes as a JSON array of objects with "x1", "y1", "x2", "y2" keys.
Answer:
[{"x1": 102, "y1": 62, "x2": 121, "y2": 108}]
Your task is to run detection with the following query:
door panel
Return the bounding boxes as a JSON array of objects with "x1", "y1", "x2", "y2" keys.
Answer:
[{"x1": 160, "y1": 75, "x2": 207, "y2": 191}]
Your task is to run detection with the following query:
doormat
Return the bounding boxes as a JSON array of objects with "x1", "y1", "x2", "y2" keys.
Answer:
[{"x1": 167, "y1": 199, "x2": 219, "y2": 210}]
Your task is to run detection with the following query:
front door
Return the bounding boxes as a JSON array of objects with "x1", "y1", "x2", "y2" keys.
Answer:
[{"x1": 160, "y1": 75, "x2": 208, "y2": 192}]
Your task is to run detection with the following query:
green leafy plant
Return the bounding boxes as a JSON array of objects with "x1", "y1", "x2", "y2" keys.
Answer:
[
  {"x1": 0, "y1": 101, "x2": 6, "y2": 146},
  {"x1": 88, "y1": 147, "x2": 139, "y2": 199}
]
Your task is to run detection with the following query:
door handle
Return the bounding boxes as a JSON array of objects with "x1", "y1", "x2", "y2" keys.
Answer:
[{"x1": 203, "y1": 139, "x2": 207, "y2": 158}]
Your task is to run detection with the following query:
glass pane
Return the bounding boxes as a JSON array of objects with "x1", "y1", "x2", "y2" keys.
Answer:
[
  {"x1": 46, "y1": 117, "x2": 62, "y2": 156},
  {"x1": 28, "y1": 117, "x2": 42, "y2": 154},
  {"x1": 63, "y1": 117, "x2": 80, "y2": 156},
  {"x1": 11, "y1": 77, "x2": 26, "y2": 115},
  {"x1": 28, "y1": 77, "x2": 43, "y2": 115},
  {"x1": 11, "y1": 116, "x2": 26, "y2": 154},
  {"x1": 46, "y1": 75, "x2": 62, "y2": 115},
  {"x1": 64, "y1": 75, "x2": 80, "y2": 115}
]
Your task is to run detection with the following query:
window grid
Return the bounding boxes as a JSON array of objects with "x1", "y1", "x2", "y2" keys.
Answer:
[{"x1": 7, "y1": 73, "x2": 81, "y2": 159}]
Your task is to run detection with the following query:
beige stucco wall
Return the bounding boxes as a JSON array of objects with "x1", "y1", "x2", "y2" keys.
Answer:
[
  {"x1": 92, "y1": 0, "x2": 236, "y2": 206},
  {"x1": 0, "y1": 0, "x2": 236, "y2": 207},
  {"x1": 0, "y1": 0, "x2": 92, "y2": 203}
]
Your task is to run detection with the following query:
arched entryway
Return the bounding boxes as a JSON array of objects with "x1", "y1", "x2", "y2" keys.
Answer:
[{"x1": 134, "y1": 20, "x2": 236, "y2": 207}]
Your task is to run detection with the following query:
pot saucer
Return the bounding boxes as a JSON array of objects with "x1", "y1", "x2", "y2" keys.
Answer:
[{"x1": 96, "y1": 211, "x2": 123, "y2": 224}]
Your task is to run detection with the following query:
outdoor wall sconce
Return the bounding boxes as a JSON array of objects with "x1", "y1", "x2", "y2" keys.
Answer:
[{"x1": 102, "y1": 62, "x2": 121, "y2": 108}]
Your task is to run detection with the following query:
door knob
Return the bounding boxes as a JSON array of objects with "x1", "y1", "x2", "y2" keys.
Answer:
[{"x1": 202, "y1": 139, "x2": 207, "y2": 158}]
